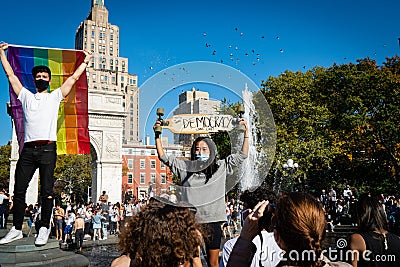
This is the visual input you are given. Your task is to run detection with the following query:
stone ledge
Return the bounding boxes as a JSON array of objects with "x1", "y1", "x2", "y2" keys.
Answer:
[
  {"x1": 0, "y1": 237, "x2": 89, "y2": 267},
  {"x1": 0, "y1": 237, "x2": 59, "y2": 252}
]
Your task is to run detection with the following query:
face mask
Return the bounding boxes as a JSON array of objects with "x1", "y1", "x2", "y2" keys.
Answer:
[
  {"x1": 195, "y1": 153, "x2": 210, "y2": 162},
  {"x1": 35, "y1": 79, "x2": 49, "y2": 92}
]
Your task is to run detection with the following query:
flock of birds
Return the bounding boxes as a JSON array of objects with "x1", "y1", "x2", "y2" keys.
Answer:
[
  {"x1": 142, "y1": 27, "x2": 398, "y2": 83},
  {"x1": 143, "y1": 27, "x2": 286, "y2": 81},
  {"x1": 202, "y1": 27, "x2": 283, "y2": 68}
]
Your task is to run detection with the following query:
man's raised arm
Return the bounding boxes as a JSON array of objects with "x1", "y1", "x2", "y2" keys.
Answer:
[
  {"x1": 0, "y1": 43, "x2": 23, "y2": 96},
  {"x1": 60, "y1": 50, "x2": 92, "y2": 97}
]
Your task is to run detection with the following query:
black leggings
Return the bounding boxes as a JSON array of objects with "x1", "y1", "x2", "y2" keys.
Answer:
[
  {"x1": 75, "y1": 229, "x2": 84, "y2": 249},
  {"x1": 84, "y1": 221, "x2": 92, "y2": 235}
]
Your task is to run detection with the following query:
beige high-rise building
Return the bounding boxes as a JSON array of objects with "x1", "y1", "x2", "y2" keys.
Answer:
[
  {"x1": 75, "y1": 0, "x2": 140, "y2": 144},
  {"x1": 173, "y1": 87, "x2": 221, "y2": 145}
]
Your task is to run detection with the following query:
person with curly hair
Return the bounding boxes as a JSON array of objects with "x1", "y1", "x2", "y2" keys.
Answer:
[
  {"x1": 227, "y1": 192, "x2": 351, "y2": 267},
  {"x1": 111, "y1": 197, "x2": 204, "y2": 267}
]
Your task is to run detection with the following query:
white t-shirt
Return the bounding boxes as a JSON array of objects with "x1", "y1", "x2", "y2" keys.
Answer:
[
  {"x1": 66, "y1": 213, "x2": 76, "y2": 226},
  {"x1": 0, "y1": 194, "x2": 7, "y2": 205},
  {"x1": 343, "y1": 189, "x2": 352, "y2": 197},
  {"x1": 18, "y1": 87, "x2": 64, "y2": 143},
  {"x1": 220, "y1": 231, "x2": 283, "y2": 267},
  {"x1": 125, "y1": 204, "x2": 134, "y2": 217}
]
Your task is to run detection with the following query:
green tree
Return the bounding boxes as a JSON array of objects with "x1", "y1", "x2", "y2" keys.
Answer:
[
  {"x1": 53, "y1": 154, "x2": 92, "y2": 204},
  {"x1": 261, "y1": 70, "x2": 341, "y2": 193},
  {"x1": 0, "y1": 144, "x2": 11, "y2": 190},
  {"x1": 260, "y1": 56, "x2": 400, "y2": 195},
  {"x1": 312, "y1": 58, "x2": 400, "y2": 194}
]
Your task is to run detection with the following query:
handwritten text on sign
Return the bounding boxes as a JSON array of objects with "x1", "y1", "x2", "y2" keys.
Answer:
[{"x1": 169, "y1": 115, "x2": 235, "y2": 133}]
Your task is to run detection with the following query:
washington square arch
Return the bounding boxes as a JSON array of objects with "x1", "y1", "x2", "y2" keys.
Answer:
[{"x1": 8, "y1": 91, "x2": 127, "y2": 205}]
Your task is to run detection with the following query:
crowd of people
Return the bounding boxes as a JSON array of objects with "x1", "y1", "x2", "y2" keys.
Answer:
[
  {"x1": 0, "y1": 189, "x2": 11, "y2": 229},
  {"x1": 0, "y1": 39, "x2": 399, "y2": 267},
  {"x1": 319, "y1": 186, "x2": 400, "y2": 236},
  {"x1": 18, "y1": 192, "x2": 146, "y2": 252},
  {"x1": 3, "y1": 184, "x2": 400, "y2": 266},
  {"x1": 108, "y1": 190, "x2": 400, "y2": 267}
]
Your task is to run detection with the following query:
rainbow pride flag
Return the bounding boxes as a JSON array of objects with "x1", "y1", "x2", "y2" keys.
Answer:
[{"x1": 7, "y1": 45, "x2": 90, "y2": 155}]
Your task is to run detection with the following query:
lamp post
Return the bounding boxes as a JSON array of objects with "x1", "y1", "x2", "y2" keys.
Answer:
[{"x1": 282, "y1": 159, "x2": 299, "y2": 192}]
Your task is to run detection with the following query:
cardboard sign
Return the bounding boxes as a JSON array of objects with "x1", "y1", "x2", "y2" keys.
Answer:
[{"x1": 162, "y1": 114, "x2": 236, "y2": 134}]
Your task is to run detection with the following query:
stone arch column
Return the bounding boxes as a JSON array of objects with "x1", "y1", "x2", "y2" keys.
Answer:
[
  {"x1": 88, "y1": 91, "x2": 126, "y2": 204},
  {"x1": 89, "y1": 123, "x2": 124, "y2": 205},
  {"x1": 9, "y1": 120, "x2": 39, "y2": 205}
]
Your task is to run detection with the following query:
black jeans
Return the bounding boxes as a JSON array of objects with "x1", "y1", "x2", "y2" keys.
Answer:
[{"x1": 13, "y1": 142, "x2": 57, "y2": 230}]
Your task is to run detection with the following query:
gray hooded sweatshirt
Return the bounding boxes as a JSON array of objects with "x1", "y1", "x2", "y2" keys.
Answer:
[{"x1": 160, "y1": 148, "x2": 247, "y2": 224}]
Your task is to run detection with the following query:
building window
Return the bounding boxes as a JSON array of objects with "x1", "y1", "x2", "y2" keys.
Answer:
[
  {"x1": 160, "y1": 161, "x2": 165, "y2": 170},
  {"x1": 151, "y1": 150, "x2": 156, "y2": 156},
  {"x1": 161, "y1": 173, "x2": 166, "y2": 184},
  {"x1": 140, "y1": 159, "x2": 145, "y2": 169},
  {"x1": 140, "y1": 173, "x2": 145, "y2": 184},
  {"x1": 150, "y1": 160, "x2": 156, "y2": 169},
  {"x1": 128, "y1": 159, "x2": 133, "y2": 169},
  {"x1": 140, "y1": 150, "x2": 145, "y2": 155},
  {"x1": 128, "y1": 173, "x2": 133, "y2": 184},
  {"x1": 150, "y1": 173, "x2": 156, "y2": 183}
]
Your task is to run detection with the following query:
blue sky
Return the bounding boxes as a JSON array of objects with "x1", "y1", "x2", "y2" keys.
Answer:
[{"x1": 0, "y1": 0, "x2": 399, "y2": 145}]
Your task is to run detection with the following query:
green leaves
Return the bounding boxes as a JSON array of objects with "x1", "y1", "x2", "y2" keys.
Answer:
[
  {"x1": 53, "y1": 154, "x2": 92, "y2": 204},
  {"x1": 261, "y1": 56, "x2": 400, "y2": 194},
  {"x1": 0, "y1": 144, "x2": 11, "y2": 190}
]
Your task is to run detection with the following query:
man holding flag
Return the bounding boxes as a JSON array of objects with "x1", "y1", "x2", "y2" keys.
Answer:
[{"x1": 0, "y1": 42, "x2": 91, "y2": 246}]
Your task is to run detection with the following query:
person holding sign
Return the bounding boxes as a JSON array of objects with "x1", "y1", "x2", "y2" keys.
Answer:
[{"x1": 154, "y1": 117, "x2": 249, "y2": 267}]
